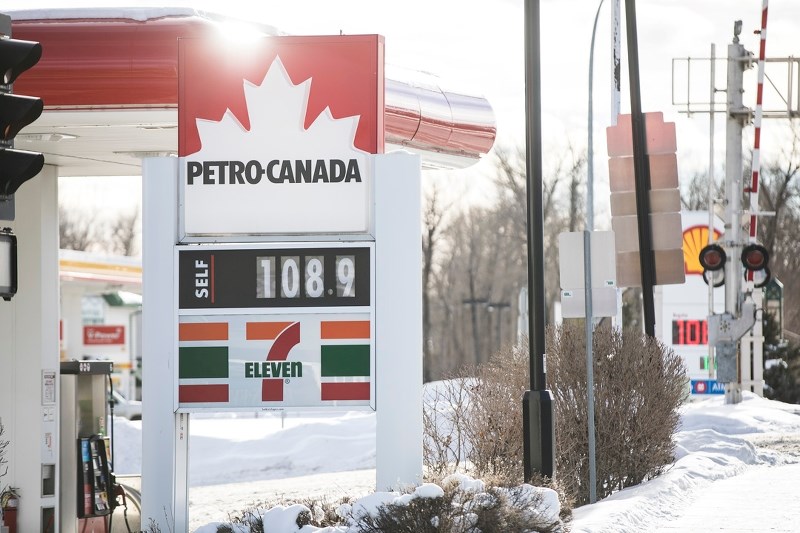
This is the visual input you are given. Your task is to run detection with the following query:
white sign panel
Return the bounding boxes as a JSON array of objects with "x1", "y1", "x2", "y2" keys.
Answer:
[
  {"x1": 180, "y1": 58, "x2": 372, "y2": 237},
  {"x1": 175, "y1": 242, "x2": 375, "y2": 411},
  {"x1": 177, "y1": 313, "x2": 374, "y2": 410}
]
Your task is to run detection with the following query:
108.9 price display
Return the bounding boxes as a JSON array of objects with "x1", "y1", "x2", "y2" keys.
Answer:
[
  {"x1": 178, "y1": 246, "x2": 370, "y2": 309},
  {"x1": 257, "y1": 254, "x2": 356, "y2": 299}
]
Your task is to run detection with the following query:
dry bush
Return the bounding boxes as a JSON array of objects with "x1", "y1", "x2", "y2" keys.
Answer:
[
  {"x1": 423, "y1": 322, "x2": 687, "y2": 508},
  {"x1": 462, "y1": 346, "x2": 528, "y2": 484},
  {"x1": 547, "y1": 321, "x2": 687, "y2": 505},
  {"x1": 422, "y1": 347, "x2": 528, "y2": 485},
  {"x1": 422, "y1": 376, "x2": 474, "y2": 478}
]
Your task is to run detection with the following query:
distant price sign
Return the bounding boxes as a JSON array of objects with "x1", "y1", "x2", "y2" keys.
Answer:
[
  {"x1": 83, "y1": 325, "x2": 125, "y2": 345},
  {"x1": 672, "y1": 319, "x2": 708, "y2": 346}
]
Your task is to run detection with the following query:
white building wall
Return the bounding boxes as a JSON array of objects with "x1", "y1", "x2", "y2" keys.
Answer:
[{"x1": 0, "y1": 165, "x2": 60, "y2": 531}]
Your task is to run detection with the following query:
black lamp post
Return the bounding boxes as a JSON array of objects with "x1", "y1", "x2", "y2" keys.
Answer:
[{"x1": 522, "y1": 0, "x2": 555, "y2": 480}]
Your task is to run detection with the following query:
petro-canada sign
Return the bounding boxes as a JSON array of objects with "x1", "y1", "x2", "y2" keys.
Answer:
[{"x1": 178, "y1": 35, "x2": 384, "y2": 238}]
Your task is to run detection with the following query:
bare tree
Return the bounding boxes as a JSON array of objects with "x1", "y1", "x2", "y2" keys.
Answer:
[
  {"x1": 59, "y1": 204, "x2": 141, "y2": 257},
  {"x1": 563, "y1": 145, "x2": 588, "y2": 232},
  {"x1": 492, "y1": 143, "x2": 587, "y2": 321},
  {"x1": 680, "y1": 170, "x2": 724, "y2": 212},
  {"x1": 422, "y1": 186, "x2": 451, "y2": 382},
  {"x1": 757, "y1": 122, "x2": 800, "y2": 334},
  {"x1": 424, "y1": 142, "x2": 587, "y2": 380},
  {"x1": 59, "y1": 205, "x2": 99, "y2": 252},
  {"x1": 108, "y1": 206, "x2": 140, "y2": 256}
]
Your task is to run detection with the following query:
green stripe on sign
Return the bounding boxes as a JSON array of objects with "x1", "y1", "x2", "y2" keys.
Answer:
[
  {"x1": 321, "y1": 345, "x2": 370, "y2": 377},
  {"x1": 179, "y1": 346, "x2": 229, "y2": 378}
]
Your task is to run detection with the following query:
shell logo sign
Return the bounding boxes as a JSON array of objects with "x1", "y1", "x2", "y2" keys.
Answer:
[{"x1": 683, "y1": 225, "x2": 722, "y2": 275}]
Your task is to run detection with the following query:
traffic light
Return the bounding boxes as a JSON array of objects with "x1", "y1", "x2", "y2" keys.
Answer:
[
  {"x1": 0, "y1": 35, "x2": 44, "y2": 211},
  {"x1": 698, "y1": 243, "x2": 726, "y2": 287},
  {"x1": 741, "y1": 243, "x2": 770, "y2": 288}
]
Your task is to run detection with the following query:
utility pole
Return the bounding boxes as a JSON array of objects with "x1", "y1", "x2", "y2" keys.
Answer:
[
  {"x1": 676, "y1": 14, "x2": 790, "y2": 404},
  {"x1": 722, "y1": 23, "x2": 748, "y2": 404}
]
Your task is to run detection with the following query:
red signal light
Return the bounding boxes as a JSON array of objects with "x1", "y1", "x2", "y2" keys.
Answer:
[
  {"x1": 699, "y1": 244, "x2": 726, "y2": 271},
  {"x1": 740, "y1": 243, "x2": 770, "y2": 289},
  {"x1": 740, "y1": 244, "x2": 769, "y2": 271}
]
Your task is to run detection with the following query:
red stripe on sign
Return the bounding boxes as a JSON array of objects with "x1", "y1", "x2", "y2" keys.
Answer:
[
  {"x1": 262, "y1": 378, "x2": 284, "y2": 401},
  {"x1": 179, "y1": 322, "x2": 229, "y2": 341},
  {"x1": 179, "y1": 384, "x2": 229, "y2": 403},
  {"x1": 321, "y1": 382, "x2": 370, "y2": 401},
  {"x1": 320, "y1": 320, "x2": 370, "y2": 339},
  {"x1": 246, "y1": 321, "x2": 294, "y2": 340}
]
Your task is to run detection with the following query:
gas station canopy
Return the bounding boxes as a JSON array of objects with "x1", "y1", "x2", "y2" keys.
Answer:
[{"x1": 10, "y1": 8, "x2": 497, "y2": 177}]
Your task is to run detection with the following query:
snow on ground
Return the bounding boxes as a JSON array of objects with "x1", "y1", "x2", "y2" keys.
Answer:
[{"x1": 112, "y1": 390, "x2": 800, "y2": 532}]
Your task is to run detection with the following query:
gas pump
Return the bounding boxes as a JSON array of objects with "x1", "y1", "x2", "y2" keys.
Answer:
[{"x1": 60, "y1": 361, "x2": 116, "y2": 533}]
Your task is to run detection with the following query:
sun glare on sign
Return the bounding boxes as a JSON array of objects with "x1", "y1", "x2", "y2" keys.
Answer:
[{"x1": 211, "y1": 19, "x2": 274, "y2": 45}]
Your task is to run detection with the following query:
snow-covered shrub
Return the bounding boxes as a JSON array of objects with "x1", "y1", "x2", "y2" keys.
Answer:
[
  {"x1": 423, "y1": 322, "x2": 686, "y2": 508},
  {"x1": 351, "y1": 476, "x2": 562, "y2": 533},
  {"x1": 209, "y1": 475, "x2": 562, "y2": 532}
]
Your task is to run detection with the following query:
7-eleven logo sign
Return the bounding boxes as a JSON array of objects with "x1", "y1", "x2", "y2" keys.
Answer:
[
  {"x1": 177, "y1": 315, "x2": 372, "y2": 408},
  {"x1": 245, "y1": 321, "x2": 301, "y2": 401}
]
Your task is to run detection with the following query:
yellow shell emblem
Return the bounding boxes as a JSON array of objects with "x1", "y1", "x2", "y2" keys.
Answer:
[{"x1": 683, "y1": 225, "x2": 723, "y2": 275}]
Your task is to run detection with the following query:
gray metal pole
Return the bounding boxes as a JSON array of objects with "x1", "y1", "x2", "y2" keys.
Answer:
[
  {"x1": 611, "y1": 0, "x2": 621, "y2": 124},
  {"x1": 586, "y1": 1, "x2": 603, "y2": 494},
  {"x1": 588, "y1": 0, "x2": 605, "y2": 231},
  {"x1": 583, "y1": 231, "x2": 597, "y2": 503},
  {"x1": 724, "y1": 28, "x2": 747, "y2": 404},
  {"x1": 708, "y1": 43, "x2": 717, "y2": 380}
]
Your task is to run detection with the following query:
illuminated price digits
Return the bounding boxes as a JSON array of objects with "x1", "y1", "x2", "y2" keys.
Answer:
[
  {"x1": 671, "y1": 319, "x2": 708, "y2": 345},
  {"x1": 337, "y1": 256, "x2": 355, "y2": 297},
  {"x1": 257, "y1": 257, "x2": 275, "y2": 298},
  {"x1": 255, "y1": 251, "x2": 360, "y2": 301},
  {"x1": 281, "y1": 257, "x2": 300, "y2": 298},
  {"x1": 306, "y1": 257, "x2": 324, "y2": 298}
]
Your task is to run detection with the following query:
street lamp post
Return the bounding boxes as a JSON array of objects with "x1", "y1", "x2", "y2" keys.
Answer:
[
  {"x1": 588, "y1": 0, "x2": 605, "y2": 232},
  {"x1": 586, "y1": 0, "x2": 605, "y2": 504},
  {"x1": 523, "y1": 0, "x2": 555, "y2": 481}
]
